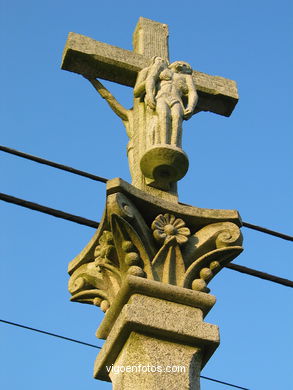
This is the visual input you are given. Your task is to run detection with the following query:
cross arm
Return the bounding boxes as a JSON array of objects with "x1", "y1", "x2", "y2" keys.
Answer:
[
  {"x1": 61, "y1": 32, "x2": 238, "y2": 117},
  {"x1": 61, "y1": 32, "x2": 149, "y2": 87},
  {"x1": 193, "y1": 71, "x2": 238, "y2": 117}
]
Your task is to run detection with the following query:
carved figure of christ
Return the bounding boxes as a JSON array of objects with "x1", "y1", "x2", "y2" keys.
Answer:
[
  {"x1": 61, "y1": 17, "x2": 238, "y2": 201},
  {"x1": 142, "y1": 59, "x2": 198, "y2": 147}
]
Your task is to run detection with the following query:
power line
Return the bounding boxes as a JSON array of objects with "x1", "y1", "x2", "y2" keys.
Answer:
[
  {"x1": 225, "y1": 263, "x2": 293, "y2": 288},
  {"x1": 0, "y1": 319, "x2": 250, "y2": 390},
  {"x1": 1, "y1": 144, "x2": 292, "y2": 242},
  {"x1": 200, "y1": 376, "x2": 250, "y2": 390},
  {"x1": 0, "y1": 319, "x2": 101, "y2": 349},
  {"x1": 0, "y1": 145, "x2": 108, "y2": 183},
  {"x1": 242, "y1": 221, "x2": 293, "y2": 242},
  {"x1": 0, "y1": 192, "x2": 99, "y2": 229},
  {"x1": 1, "y1": 192, "x2": 292, "y2": 288}
]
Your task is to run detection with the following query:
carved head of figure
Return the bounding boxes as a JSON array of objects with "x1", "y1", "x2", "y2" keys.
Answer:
[
  {"x1": 150, "y1": 56, "x2": 169, "y2": 66},
  {"x1": 169, "y1": 61, "x2": 192, "y2": 75}
]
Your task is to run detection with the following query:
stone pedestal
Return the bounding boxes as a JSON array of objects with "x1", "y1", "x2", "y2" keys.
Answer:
[{"x1": 94, "y1": 276, "x2": 219, "y2": 389}]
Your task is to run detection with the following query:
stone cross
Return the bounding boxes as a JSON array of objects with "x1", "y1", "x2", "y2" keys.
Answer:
[
  {"x1": 62, "y1": 18, "x2": 244, "y2": 390},
  {"x1": 62, "y1": 17, "x2": 238, "y2": 203}
]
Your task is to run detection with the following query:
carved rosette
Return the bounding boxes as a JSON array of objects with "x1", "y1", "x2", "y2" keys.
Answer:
[{"x1": 68, "y1": 182, "x2": 243, "y2": 313}]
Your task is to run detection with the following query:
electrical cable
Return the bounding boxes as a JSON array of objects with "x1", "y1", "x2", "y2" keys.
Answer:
[
  {"x1": 242, "y1": 221, "x2": 292, "y2": 242},
  {"x1": 200, "y1": 375, "x2": 250, "y2": 390},
  {"x1": 0, "y1": 319, "x2": 250, "y2": 390},
  {"x1": 0, "y1": 145, "x2": 108, "y2": 183},
  {"x1": 225, "y1": 263, "x2": 293, "y2": 288},
  {"x1": 0, "y1": 192, "x2": 99, "y2": 229},
  {"x1": 0, "y1": 319, "x2": 100, "y2": 349}
]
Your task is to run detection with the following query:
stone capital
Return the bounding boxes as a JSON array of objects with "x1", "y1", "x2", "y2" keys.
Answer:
[{"x1": 68, "y1": 178, "x2": 243, "y2": 307}]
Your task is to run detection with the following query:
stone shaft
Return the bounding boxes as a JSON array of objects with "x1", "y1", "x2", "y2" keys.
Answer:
[{"x1": 109, "y1": 333, "x2": 202, "y2": 390}]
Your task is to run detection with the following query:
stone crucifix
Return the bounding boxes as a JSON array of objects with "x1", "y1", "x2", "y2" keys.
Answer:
[
  {"x1": 62, "y1": 17, "x2": 238, "y2": 203},
  {"x1": 62, "y1": 17, "x2": 243, "y2": 390}
]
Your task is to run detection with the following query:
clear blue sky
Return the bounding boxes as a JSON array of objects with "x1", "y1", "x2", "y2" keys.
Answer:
[{"x1": 1, "y1": 1, "x2": 292, "y2": 389}]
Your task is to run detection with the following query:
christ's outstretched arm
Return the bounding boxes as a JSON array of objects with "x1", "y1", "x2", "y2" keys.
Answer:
[{"x1": 84, "y1": 76, "x2": 129, "y2": 121}]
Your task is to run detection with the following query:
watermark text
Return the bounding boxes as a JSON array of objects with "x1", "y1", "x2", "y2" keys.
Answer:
[{"x1": 106, "y1": 364, "x2": 186, "y2": 374}]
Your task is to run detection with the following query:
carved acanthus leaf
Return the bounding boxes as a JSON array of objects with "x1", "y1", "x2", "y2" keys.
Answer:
[
  {"x1": 107, "y1": 192, "x2": 156, "y2": 260},
  {"x1": 152, "y1": 237, "x2": 185, "y2": 285},
  {"x1": 110, "y1": 214, "x2": 154, "y2": 279}
]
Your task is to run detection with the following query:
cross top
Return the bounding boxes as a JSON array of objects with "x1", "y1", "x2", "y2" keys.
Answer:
[{"x1": 62, "y1": 17, "x2": 238, "y2": 202}]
